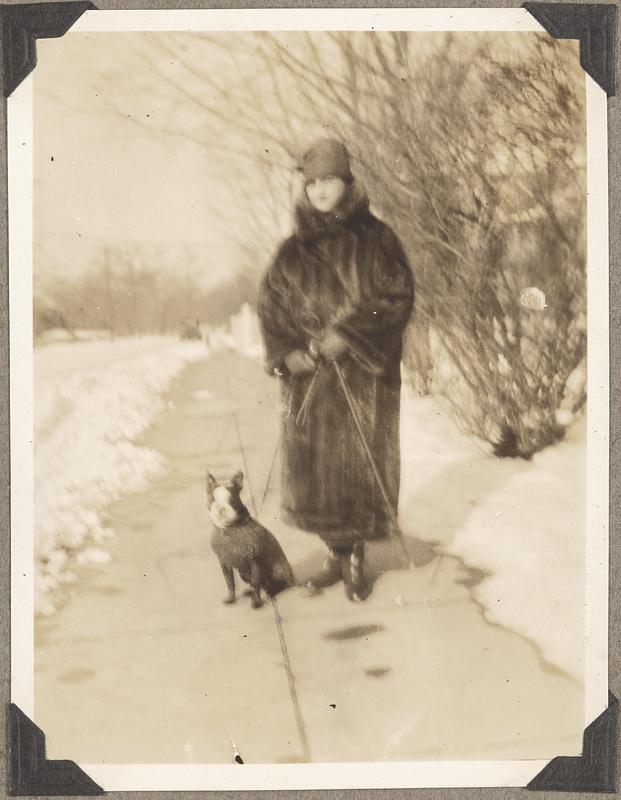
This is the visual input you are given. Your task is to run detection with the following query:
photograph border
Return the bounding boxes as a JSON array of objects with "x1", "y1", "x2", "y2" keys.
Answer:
[{"x1": 1, "y1": 2, "x2": 619, "y2": 795}]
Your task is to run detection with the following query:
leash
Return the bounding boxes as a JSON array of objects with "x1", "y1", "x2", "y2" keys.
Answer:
[
  {"x1": 260, "y1": 429, "x2": 280, "y2": 510},
  {"x1": 230, "y1": 355, "x2": 412, "y2": 762},
  {"x1": 332, "y1": 360, "x2": 414, "y2": 570},
  {"x1": 231, "y1": 409, "x2": 312, "y2": 763},
  {"x1": 269, "y1": 358, "x2": 413, "y2": 570},
  {"x1": 295, "y1": 362, "x2": 323, "y2": 429},
  {"x1": 260, "y1": 365, "x2": 323, "y2": 509},
  {"x1": 232, "y1": 412, "x2": 257, "y2": 516},
  {"x1": 270, "y1": 595, "x2": 312, "y2": 761}
]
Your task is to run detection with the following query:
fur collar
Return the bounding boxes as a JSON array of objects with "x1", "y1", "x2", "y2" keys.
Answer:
[{"x1": 294, "y1": 180, "x2": 371, "y2": 242}]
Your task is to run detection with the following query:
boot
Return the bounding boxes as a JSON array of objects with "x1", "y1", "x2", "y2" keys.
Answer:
[
  {"x1": 344, "y1": 541, "x2": 371, "y2": 602},
  {"x1": 303, "y1": 547, "x2": 346, "y2": 594}
]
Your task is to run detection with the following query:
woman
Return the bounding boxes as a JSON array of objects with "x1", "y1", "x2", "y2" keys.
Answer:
[{"x1": 258, "y1": 139, "x2": 414, "y2": 601}]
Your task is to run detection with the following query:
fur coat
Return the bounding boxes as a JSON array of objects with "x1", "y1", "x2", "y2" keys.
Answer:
[{"x1": 257, "y1": 182, "x2": 414, "y2": 546}]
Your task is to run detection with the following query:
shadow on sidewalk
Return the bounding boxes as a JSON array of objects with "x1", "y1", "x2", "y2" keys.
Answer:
[
  {"x1": 290, "y1": 533, "x2": 437, "y2": 588},
  {"x1": 283, "y1": 452, "x2": 520, "y2": 597},
  {"x1": 399, "y1": 454, "x2": 524, "y2": 549}
]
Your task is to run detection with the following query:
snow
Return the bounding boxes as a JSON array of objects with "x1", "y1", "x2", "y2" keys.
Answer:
[
  {"x1": 33, "y1": 325, "x2": 587, "y2": 682},
  {"x1": 399, "y1": 385, "x2": 585, "y2": 683},
  {"x1": 229, "y1": 303, "x2": 264, "y2": 360},
  {"x1": 76, "y1": 548, "x2": 113, "y2": 565},
  {"x1": 208, "y1": 303, "x2": 264, "y2": 361},
  {"x1": 34, "y1": 336, "x2": 207, "y2": 614}
]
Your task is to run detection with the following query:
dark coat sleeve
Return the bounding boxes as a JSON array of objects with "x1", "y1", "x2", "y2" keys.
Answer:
[
  {"x1": 257, "y1": 242, "x2": 306, "y2": 375},
  {"x1": 334, "y1": 223, "x2": 414, "y2": 376}
]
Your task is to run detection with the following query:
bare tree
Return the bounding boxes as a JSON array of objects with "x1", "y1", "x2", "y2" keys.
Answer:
[
  {"x1": 251, "y1": 31, "x2": 586, "y2": 456},
  {"x1": 62, "y1": 31, "x2": 586, "y2": 456}
]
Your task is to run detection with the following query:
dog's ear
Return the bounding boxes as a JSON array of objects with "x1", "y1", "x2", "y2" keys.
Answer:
[
  {"x1": 206, "y1": 470, "x2": 217, "y2": 498},
  {"x1": 231, "y1": 470, "x2": 244, "y2": 491}
]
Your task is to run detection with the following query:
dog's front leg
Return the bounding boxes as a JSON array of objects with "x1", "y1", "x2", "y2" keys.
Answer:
[
  {"x1": 250, "y1": 560, "x2": 263, "y2": 609},
  {"x1": 220, "y1": 562, "x2": 236, "y2": 604}
]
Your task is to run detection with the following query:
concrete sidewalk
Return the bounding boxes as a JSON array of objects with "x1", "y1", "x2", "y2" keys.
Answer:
[{"x1": 35, "y1": 351, "x2": 584, "y2": 765}]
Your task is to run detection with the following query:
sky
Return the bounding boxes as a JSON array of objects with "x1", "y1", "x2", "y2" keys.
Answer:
[
  {"x1": 34, "y1": 33, "x2": 248, "y2": 290},
  {"x1": 33, "y1": 30, "x2": 581, "y2": 296}
]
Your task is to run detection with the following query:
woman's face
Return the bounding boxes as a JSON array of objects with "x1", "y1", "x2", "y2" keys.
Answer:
[{"x1": 305, "y1": 176, "x2": 347, "y2": 213}]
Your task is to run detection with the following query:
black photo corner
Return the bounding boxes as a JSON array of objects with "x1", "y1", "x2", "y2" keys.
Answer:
[
  {"x1": 0, "y1": 1, "x2": 96, "y2": 97},
  {"x1": 1, "y1": 0, "x2": 618, "y2": 794},
  {"x1": 8, "y1": 705, "x2": 104, "y2": 795}
]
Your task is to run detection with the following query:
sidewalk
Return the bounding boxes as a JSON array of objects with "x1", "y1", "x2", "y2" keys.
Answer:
[{"x1": 35, "y1": 350, "x2": 584, "y2": 764}]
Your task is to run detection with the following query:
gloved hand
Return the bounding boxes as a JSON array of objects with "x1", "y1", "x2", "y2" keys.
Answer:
[
  {"x1": 318, "y1": 329, "x2": 349, "y2": 361},
  {"x1": 284, "y1": 349, "x2": 317, "y2": 375}
]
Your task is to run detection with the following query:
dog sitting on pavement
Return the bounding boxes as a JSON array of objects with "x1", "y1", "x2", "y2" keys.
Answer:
[{"x1": 206, "y1": 469, "x2": 294, "y2": 608}]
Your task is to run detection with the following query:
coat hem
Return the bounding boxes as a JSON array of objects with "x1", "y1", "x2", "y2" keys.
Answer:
[{"x1": 280, "y1": 506, "x2": 392, "y2": 543}]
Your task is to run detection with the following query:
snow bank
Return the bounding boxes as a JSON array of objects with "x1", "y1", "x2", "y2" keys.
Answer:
[
  {"x1": 34, "y1": 336, "x2": 207, "y2": 614},
  {"x1": 207, "y1": 303, "x2": 264, "y2": 361},
  {"x1": 448, "y1": 421, "x2": 585, "y2": 683},
  {"x1": 399, "y1": 386, "x2": 585, "y2": 682},
  {"x1": 229, "y1": 303, "x2": 264, "y2": 360}
]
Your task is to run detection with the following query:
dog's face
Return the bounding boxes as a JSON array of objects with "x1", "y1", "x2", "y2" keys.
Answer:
[{"x1": 206, "y1": 470, "x2": 246, "y2": 529}]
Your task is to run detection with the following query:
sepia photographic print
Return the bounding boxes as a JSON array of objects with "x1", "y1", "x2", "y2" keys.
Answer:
[{"x1": 8, "y1": 7, "x2": 610, "y2": 792}]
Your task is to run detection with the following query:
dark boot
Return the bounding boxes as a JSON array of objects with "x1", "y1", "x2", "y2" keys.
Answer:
[
  {"x1": 344, "y1": 542, "x2": 371, "y2": 602},
  {"x1": 304, "y1": 547, "x2": 347, "y2": 594}
]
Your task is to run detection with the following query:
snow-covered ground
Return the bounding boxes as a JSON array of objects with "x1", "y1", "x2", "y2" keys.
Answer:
[
  {"x1": 32, "y1": 322, "x2": 587, "y2": 683},
  {"x1": 399, "y1": 386, "x2": 585, "y2": 683},
  {"x1": 34, "y1": 336, "x2": 207, "y2": 614}
]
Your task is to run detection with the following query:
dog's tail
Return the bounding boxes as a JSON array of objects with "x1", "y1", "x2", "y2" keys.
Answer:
[
  {"x1": 265, "y1": 536, "x2": 295, "y2": 596},
  {"x1": 266, "y1": 572, "x2": 294, "y2": 597}
]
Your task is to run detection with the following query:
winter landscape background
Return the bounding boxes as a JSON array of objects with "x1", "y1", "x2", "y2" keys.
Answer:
[
  {"x1": 31, "y1": 27, "x2": 589, "y2": 761},
  {"x1": 34, "y1": 328, "x2": 585, "y2": 682}
]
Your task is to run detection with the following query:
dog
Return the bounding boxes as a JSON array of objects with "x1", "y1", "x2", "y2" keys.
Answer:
[{"x1": 206, "y1": 469, "x2": 294, "y2": 608}]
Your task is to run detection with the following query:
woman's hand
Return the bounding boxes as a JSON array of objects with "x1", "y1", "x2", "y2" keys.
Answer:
[
  {"x1": 284, "y1": 349, "x2": 317, "y2": 375},
  {"x1": 318, "y1": 329, "x2": 349, "y2": 361}
]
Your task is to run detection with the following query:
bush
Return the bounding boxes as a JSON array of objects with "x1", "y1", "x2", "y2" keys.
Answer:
[{"x1": 250, "y1": 31, "x2": 587, "y2": 456}]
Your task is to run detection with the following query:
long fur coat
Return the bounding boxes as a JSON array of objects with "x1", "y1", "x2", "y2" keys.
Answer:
[{"x1": 257, "y1": 182, "x2": 414, "y2": 547}]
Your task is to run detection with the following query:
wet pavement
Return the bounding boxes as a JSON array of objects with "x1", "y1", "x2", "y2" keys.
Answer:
[{"x1": 34, "y1": 351, "x2": 584, "y2": 764}]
